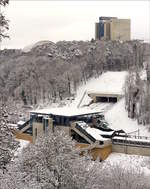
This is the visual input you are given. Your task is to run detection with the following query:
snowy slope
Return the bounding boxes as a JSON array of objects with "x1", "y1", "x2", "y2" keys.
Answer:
[
  {"x1": 72, "y1": 71, "x2": 127, "y2": 107},
  {"x1": 73, "y1": 71, "x2": 150, "y2": 137},
  {"x1": 87, "y1": 71, "x2": 127, "y2": 94},
  {"x1": 105, "y1": 98, "x2": 150, "y2": 136}
]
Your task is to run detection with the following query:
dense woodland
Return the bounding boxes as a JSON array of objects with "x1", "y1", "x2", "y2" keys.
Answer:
[
  {"x1": 125, "y1": 46, "x2": 150, "y2": 128},
  {"x1": 0, "y1": 40, "x2": 147, "y2": 106}
]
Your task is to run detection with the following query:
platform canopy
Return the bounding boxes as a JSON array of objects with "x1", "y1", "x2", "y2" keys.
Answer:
[{"x1": 30, "y1": 107, "x2": 103, "y2": 117}]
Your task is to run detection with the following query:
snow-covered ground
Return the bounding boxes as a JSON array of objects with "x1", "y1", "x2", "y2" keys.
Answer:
[
  {"x1": 105, "y1": 98, "x2": 150, "y2": 137},
  {"x1": 15, "y1": 139, "x2": 29, "y2": 156}
]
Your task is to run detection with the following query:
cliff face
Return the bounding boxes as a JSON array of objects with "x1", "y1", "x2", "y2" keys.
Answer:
[{"x1": 0, "y1": 40, "x2": 147, "y2": 105}]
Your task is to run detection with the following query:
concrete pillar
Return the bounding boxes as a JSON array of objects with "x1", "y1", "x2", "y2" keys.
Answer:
[
  {"x1": 48, "y1": 118, "x2": 54, "y2": 133},
  {"x1": 32, "y1": 122, "x2": 44, "y2": 143}
]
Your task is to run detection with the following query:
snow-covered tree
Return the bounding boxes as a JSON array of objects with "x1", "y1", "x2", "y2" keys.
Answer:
[
  {"x1": 1, "y1": 129, "x2": 149, "y2": 189},
  {"x1": 101, "y1": 162, "x2": 147, "y2": 189},
  {"x1": 0, "y1": 102, "x2": 18, "y2": 173},
  {"x1": 0, "y1": 0, "x2": 9, "y2": 42},
  {"x1": 1, "y1": 130, "x2": 91, "y2": 188}
]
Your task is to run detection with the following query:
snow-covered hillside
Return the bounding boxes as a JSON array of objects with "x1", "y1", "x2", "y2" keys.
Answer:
[
  {"x1": 72, "y1": 71, "x2": 150, "y2": 137},
  {"x1": 105, "y1": 98, "x2": 150, "y2": 136},
  {"x1": 72, "y1": 71, "x2": 127, "y2": 107}
]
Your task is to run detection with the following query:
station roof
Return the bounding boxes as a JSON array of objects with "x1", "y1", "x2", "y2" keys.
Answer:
[{"x1": 30, "y1": 107, "x2": 103, "y2": 117}]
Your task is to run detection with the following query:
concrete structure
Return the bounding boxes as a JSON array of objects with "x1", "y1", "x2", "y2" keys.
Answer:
[
  {"x1": 112, "y1": 144, "x2": 150, "y2": 157},
  {"x1": 71, "y1": 121, "x2": 112, "y2": 160},
  {"x1": 112, "y1": 135, "x2": 150, "y2": 156},
  {"x1": 95, "y1": 16, "x2": 131, "y2": 41},
  {"x1": 15, "y1": 108, "x2": 114, "y2": 160},
  {"x1": 15, "y1": 107, "x2": 103, "y2": 142},
  {"x1": 87, "y1": 91, "x2": 123, "y2": 103},
  {"x1": 76, "y1": 143, "x2": 112, "y2": 161}
]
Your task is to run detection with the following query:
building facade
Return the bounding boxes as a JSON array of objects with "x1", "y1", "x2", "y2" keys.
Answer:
[{"x1": 95, "y1": 16, "x2": 131, "y2": 41}]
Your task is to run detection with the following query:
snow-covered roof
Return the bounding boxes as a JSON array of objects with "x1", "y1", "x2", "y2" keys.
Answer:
[
  {"x1": 85, "y1": 127, "x2": 111, "y2": 141},
  {"x1": 17, "y1": 120, "x2": 25, "y2": 125},
  {"x1": 87, "y1": 91, "x2": 123, "y2": 96},
  {"x1": 77, "y1": 121, "x2": 110, "y2": 141},
  {"x1": 30, "y1": 107, "x2": 103, "y2": 117}
]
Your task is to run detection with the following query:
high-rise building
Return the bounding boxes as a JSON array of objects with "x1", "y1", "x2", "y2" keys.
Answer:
[{"x1": 95, "y1": 16, "x2": 131, "y2": 41}]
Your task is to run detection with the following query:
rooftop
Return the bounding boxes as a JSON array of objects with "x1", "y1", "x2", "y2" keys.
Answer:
[
  {"x1": 77, "y1": 121, "x2": 112, "y2": 141},
  {"x1": 30, "y1": 107, "x2": 103, "y2": 117}
]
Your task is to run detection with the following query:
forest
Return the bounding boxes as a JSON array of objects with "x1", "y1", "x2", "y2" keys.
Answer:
[{"x1": 0, "y1": 39, "x2": 147, "y2": 106}]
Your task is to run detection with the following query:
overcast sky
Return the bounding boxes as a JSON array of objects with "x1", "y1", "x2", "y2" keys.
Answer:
[{"x1": 1, "y1": 0, "x2": 150, "y2": 49}]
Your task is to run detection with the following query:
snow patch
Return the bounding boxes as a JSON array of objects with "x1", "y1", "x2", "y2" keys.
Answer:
[
  {"x1": 78, "y1": 122, "x2": 110, "y2": 141},
  {"x1": 17, "y1": 120, "x2": 25, "y2": 125},
  {"x1": 15, "y1": 139, "x2": 29, "y2": 156}
]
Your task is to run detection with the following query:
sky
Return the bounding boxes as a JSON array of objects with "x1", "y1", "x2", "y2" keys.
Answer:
[{"x1": 1, "y1": 0, "x2": 150, "y2": 49}]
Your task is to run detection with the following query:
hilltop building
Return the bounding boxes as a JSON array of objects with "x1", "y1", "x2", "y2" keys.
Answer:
[{"x1": 95, "y1": 16, "x2": 131, "y2": 41}]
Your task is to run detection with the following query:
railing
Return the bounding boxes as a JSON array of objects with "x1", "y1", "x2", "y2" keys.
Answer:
[
  {"x1": 127, "y1": 135, "x2": 150, "y2": 141},
  {"x1": 112, "y1": 135, "x2": 150, "y2": 147},
  {"x1": 127, "y1": 129, "x2": 140, "y2": 135},
  {"x1": 18, "y1": 119, "x2": 31, "y2": 130},
  {"x1": 77, "y1": 90, "x2": 87, "y2": 108}
]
